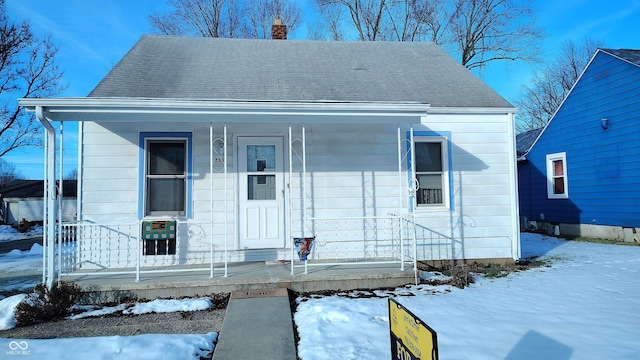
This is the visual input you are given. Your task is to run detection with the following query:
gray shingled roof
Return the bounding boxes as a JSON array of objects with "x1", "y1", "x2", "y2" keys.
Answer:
[
  {"x1": 601, "y1": 48, "x2": 640, "y2": 67},
  {"x1": 89, "y1": 35, "x2": 513, "y2": 108},
  {"x1": 516, "y1": 128, "x2": 542, "y2": 157},
  {"x1": 0, "y1": 180, "x2": 77, "y2": 199}
]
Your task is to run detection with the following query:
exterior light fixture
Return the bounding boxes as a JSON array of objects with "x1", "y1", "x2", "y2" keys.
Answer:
[{"x1": 601, "y1": 118, "x2": 609, "y2": 130}]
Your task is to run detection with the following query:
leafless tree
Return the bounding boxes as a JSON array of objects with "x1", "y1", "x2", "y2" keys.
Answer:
[
  {"x1": 245, "y1": 0, "x2": 302, "y2": 39},
  {"x1": 451, "y1": 0, "x2": 542, "y2": 70},
  {"x1": 0, "y1": 0, "x2": 65, "y2": 158},
  {"x1": 150, "y1": 0, "x2": 302, "y2": 39},
  {"x1": 315, "y1": 0, "x2": 388, "y2": 41},
  {"x1": 149, "y1": 0, "x2": 239, "y2": 37},
  {"x1": 0, "y1": 158, "x2": 22, "y2": 186},
  {"x1": 308, "y1": 2, "x2": 343, "y2": 40},
  {"x1": 313, "y1": 0, "x2": 542, "y2": 70},
  {"x1": 515, "y1": 38, "x2": 603, "y2": 133},
  {"x1": 64, "y1": 168, "x2": 78, "y2": 181}
]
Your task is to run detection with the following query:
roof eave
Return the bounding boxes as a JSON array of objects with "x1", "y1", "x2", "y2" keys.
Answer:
[{"x1": 19, "y1": 97, "x2": 430, "y2": 124}]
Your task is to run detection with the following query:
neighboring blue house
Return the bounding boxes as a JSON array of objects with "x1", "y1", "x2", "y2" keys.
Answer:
[{"x1": 517, "y1": 48, "x2": 640, "y2": 242}]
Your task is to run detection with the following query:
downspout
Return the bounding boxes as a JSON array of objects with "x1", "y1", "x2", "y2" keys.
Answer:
[
  {"x1": 36, "y1": 106, "x2": 57, "y2": 288},
  {"x1": 77, "y1": 121, "x2": 83, "y2": 223},
  {"x1": 57, "y1": 122, "x2": 63, "y2": 282}
]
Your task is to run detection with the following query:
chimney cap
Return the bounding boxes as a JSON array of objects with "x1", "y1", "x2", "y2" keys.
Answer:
[{"x1": 273, "y1": 19, "x2": 283, "y2": 25}]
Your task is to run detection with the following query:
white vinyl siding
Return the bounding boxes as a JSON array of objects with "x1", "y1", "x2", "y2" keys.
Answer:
[{"x1": 80, "y1": 111, "x2": 518, "y2": 266}]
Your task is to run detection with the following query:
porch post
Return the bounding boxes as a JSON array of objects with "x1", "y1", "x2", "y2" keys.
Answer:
[
  {"x1": 38, "y1": 106, "x2": 57, "y2": 288},
  {"x1": 223, "y1": 124, "x2": 228, "y2": 277},
  {"x1": 57, "y1": 122, "x2": 63, "y2": 281},
  {"x1": 41, "y1": 125, "x2": 47, "y2": 285},
  {"x1": 410, "y1": 126, "x2": 418, "y2": 282},
  {"x1": 288, "y1": 125, "x2": 294, "y2": 275},
  {"x1": 209, "y1": 123, "x2": 214, "y2": 278},
  {"x1": 302, "y1": 125, "x2": 308, "y2": 275},
  {"x1": 397, "y1": 125, "x2": 404, "y2": 271}
]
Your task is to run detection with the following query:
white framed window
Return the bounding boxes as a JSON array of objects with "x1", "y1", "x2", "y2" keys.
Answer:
[
  {"x1": 546, "y1": 152, "x2": 568, "y2": 199},
  {"x1": 414, "y1": 136, "x2": 450, "y2": 208},
  {"x1": 139, "y1": 132, "x2": 192, "y2": 218}
]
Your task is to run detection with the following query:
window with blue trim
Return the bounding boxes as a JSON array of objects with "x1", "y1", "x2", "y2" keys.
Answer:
[
  {"x1": 140, "y1": 133, "x2": 192, "y2": 218},
  {"x1": 414, "y1": 136, "x2": 450, "y2": 209}
]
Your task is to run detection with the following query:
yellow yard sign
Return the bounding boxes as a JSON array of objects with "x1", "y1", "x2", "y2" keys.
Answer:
[{"x1": 389, "y1": 298, "x2": 438, "y2": 360}]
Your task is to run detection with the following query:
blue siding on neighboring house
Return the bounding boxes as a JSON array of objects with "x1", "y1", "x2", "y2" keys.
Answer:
[{"x1": 521, "y1": 50, "x2": 640, "y2": 227}]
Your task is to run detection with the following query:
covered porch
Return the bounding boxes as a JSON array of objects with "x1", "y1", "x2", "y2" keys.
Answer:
[
  {"x1": 65, "y1": 260, "x2": 418, "y2": 302},
  {"x1": 19, "y1": 98, "x2": 430, "y2": 289}
]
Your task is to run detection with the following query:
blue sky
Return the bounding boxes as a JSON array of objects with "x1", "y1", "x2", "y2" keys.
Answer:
[{"x1": 4, "y1": 0, "x2": 640, "y2": 179}]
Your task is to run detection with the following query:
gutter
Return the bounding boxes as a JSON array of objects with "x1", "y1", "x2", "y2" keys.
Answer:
[{"x1": 19, "y1": 98, "x2": 430, "y2": 124}]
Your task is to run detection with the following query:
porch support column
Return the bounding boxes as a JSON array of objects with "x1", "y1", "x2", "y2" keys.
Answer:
[
  {"x1": 37, "y1": 106, "x2": 57, "y2": 288},
  {"x1": 397, "y1": 125, "x2": 404, "y2": 271},
  {"x1": 409, "y1": 126, "x2": 418, "y2": 282},
  {"x1": 288, "y1": 125, "x2": 294, "y2": 275},
  {"x1": 223, "y1": 124, "x2": 228, "y2": 277},
  {"x1": 302, "y1": 125, "x2": 307, "y2": 275},
  {"x1": 57, "y1": 122, "x2": 63, "y2": 280},
  {"x1": 209, "y1": 123, "x2": 214, "y2": 278}
]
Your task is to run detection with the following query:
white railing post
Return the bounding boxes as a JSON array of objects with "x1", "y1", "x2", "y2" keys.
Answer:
[{"x1": 136, "y1": 220, "x2": 141, "y2": 282}]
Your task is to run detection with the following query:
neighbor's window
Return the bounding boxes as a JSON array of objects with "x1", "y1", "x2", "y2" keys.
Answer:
[
  {"x1": 546, "y1": 152, "x2": 568, "y2": 199},
  {"x1": 145, "y1": 139, "x2": 187, "y2": 216},
  {"x1": 415, "y1": 137, "x2": 448, "y2": 207}
]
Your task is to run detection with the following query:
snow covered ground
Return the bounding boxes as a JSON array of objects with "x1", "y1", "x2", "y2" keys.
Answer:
[
  {"x1": 1, "y1": 226, "x2": 639, "y2": 359},
  {"x1": 0, "y1": 225, "x2": 43, "y2": 243}
]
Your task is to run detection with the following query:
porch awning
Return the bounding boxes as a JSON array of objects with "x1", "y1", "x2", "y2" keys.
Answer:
[{"x1": 18, "y1": 97, "x2": 429, "y2": 124}]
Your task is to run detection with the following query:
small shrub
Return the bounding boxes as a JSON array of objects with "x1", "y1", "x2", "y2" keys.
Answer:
[
  {"x1": 484, "y1": 266, "x2": 507, "y2": 278},
  {"x1": 450, "y1": 266, "x2": 474, "y2": 289},
  {"x1": 15, "y1": 281, "x2": 83, "y2": 326}
]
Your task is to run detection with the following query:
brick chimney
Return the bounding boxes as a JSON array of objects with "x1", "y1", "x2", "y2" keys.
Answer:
[{"x1": 271, "y1": 19, "x2": 287, "y2": 40}]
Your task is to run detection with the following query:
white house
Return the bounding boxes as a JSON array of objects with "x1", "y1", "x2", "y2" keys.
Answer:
[{"x1": 20, "y1": 29, "x2": 520, "y2": 286}]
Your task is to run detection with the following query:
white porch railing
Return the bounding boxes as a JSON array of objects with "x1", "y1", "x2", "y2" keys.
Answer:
[
  {"x1": 293, "y1": 215, "x2": 417, "y2": 275},
  {"x1": 54, "y1": 214, "x2": 417, "y2": 283}
]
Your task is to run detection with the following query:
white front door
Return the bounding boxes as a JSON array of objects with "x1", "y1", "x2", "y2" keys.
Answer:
[{"x1": 238, "y1": 137, "x2": 285, "y2": 249}]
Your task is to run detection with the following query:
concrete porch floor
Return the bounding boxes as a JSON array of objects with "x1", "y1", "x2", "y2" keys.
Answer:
[{"x1": 64, "y1": 261, "x2": 419, "y2": 301}]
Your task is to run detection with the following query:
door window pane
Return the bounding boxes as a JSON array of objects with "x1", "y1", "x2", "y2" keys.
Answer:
[
  {"x1": 247, "y1": 145, "x2": 276, "y2": 172},
  {"x1": 248, "y1": 175, "x2": 276, "y2": 200}
]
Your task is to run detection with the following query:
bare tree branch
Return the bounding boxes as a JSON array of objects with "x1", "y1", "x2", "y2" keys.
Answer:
[
  {"x1": 150, "y1": 0, "x2": 302, "y2": 39},
  {"x1": 515, "y1": 38, "x2": 603, "y2": 133},
  {"x1": 314, "y1": 0, "x2": 542, "y2": 70},
  {"x1": 451, "y1": 0, "x2": 543, "y2": 70},
  {"x1": 0, "y1": 0, "x2": 65, "y2": 158},
  {"x1": 246, "y1": 0, "x2": 302, "y2": 39}
]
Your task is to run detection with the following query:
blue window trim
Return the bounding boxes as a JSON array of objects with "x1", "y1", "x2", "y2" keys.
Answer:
[
  {"x1": 138, "y1": 132, "x2": 193, "y2": 219},
  {"x1": 407, "y1": 131, "x2": 454, "y2": 211}
]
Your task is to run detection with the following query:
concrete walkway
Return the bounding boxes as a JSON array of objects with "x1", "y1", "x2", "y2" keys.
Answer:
[{"x1": 213, "y1": 288, "x2": 296, "y2": 360}]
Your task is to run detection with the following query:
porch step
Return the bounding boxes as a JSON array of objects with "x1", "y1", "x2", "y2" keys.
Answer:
[{"x1": 213, "y1": 287, "x2": 296, "y2": 360}]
